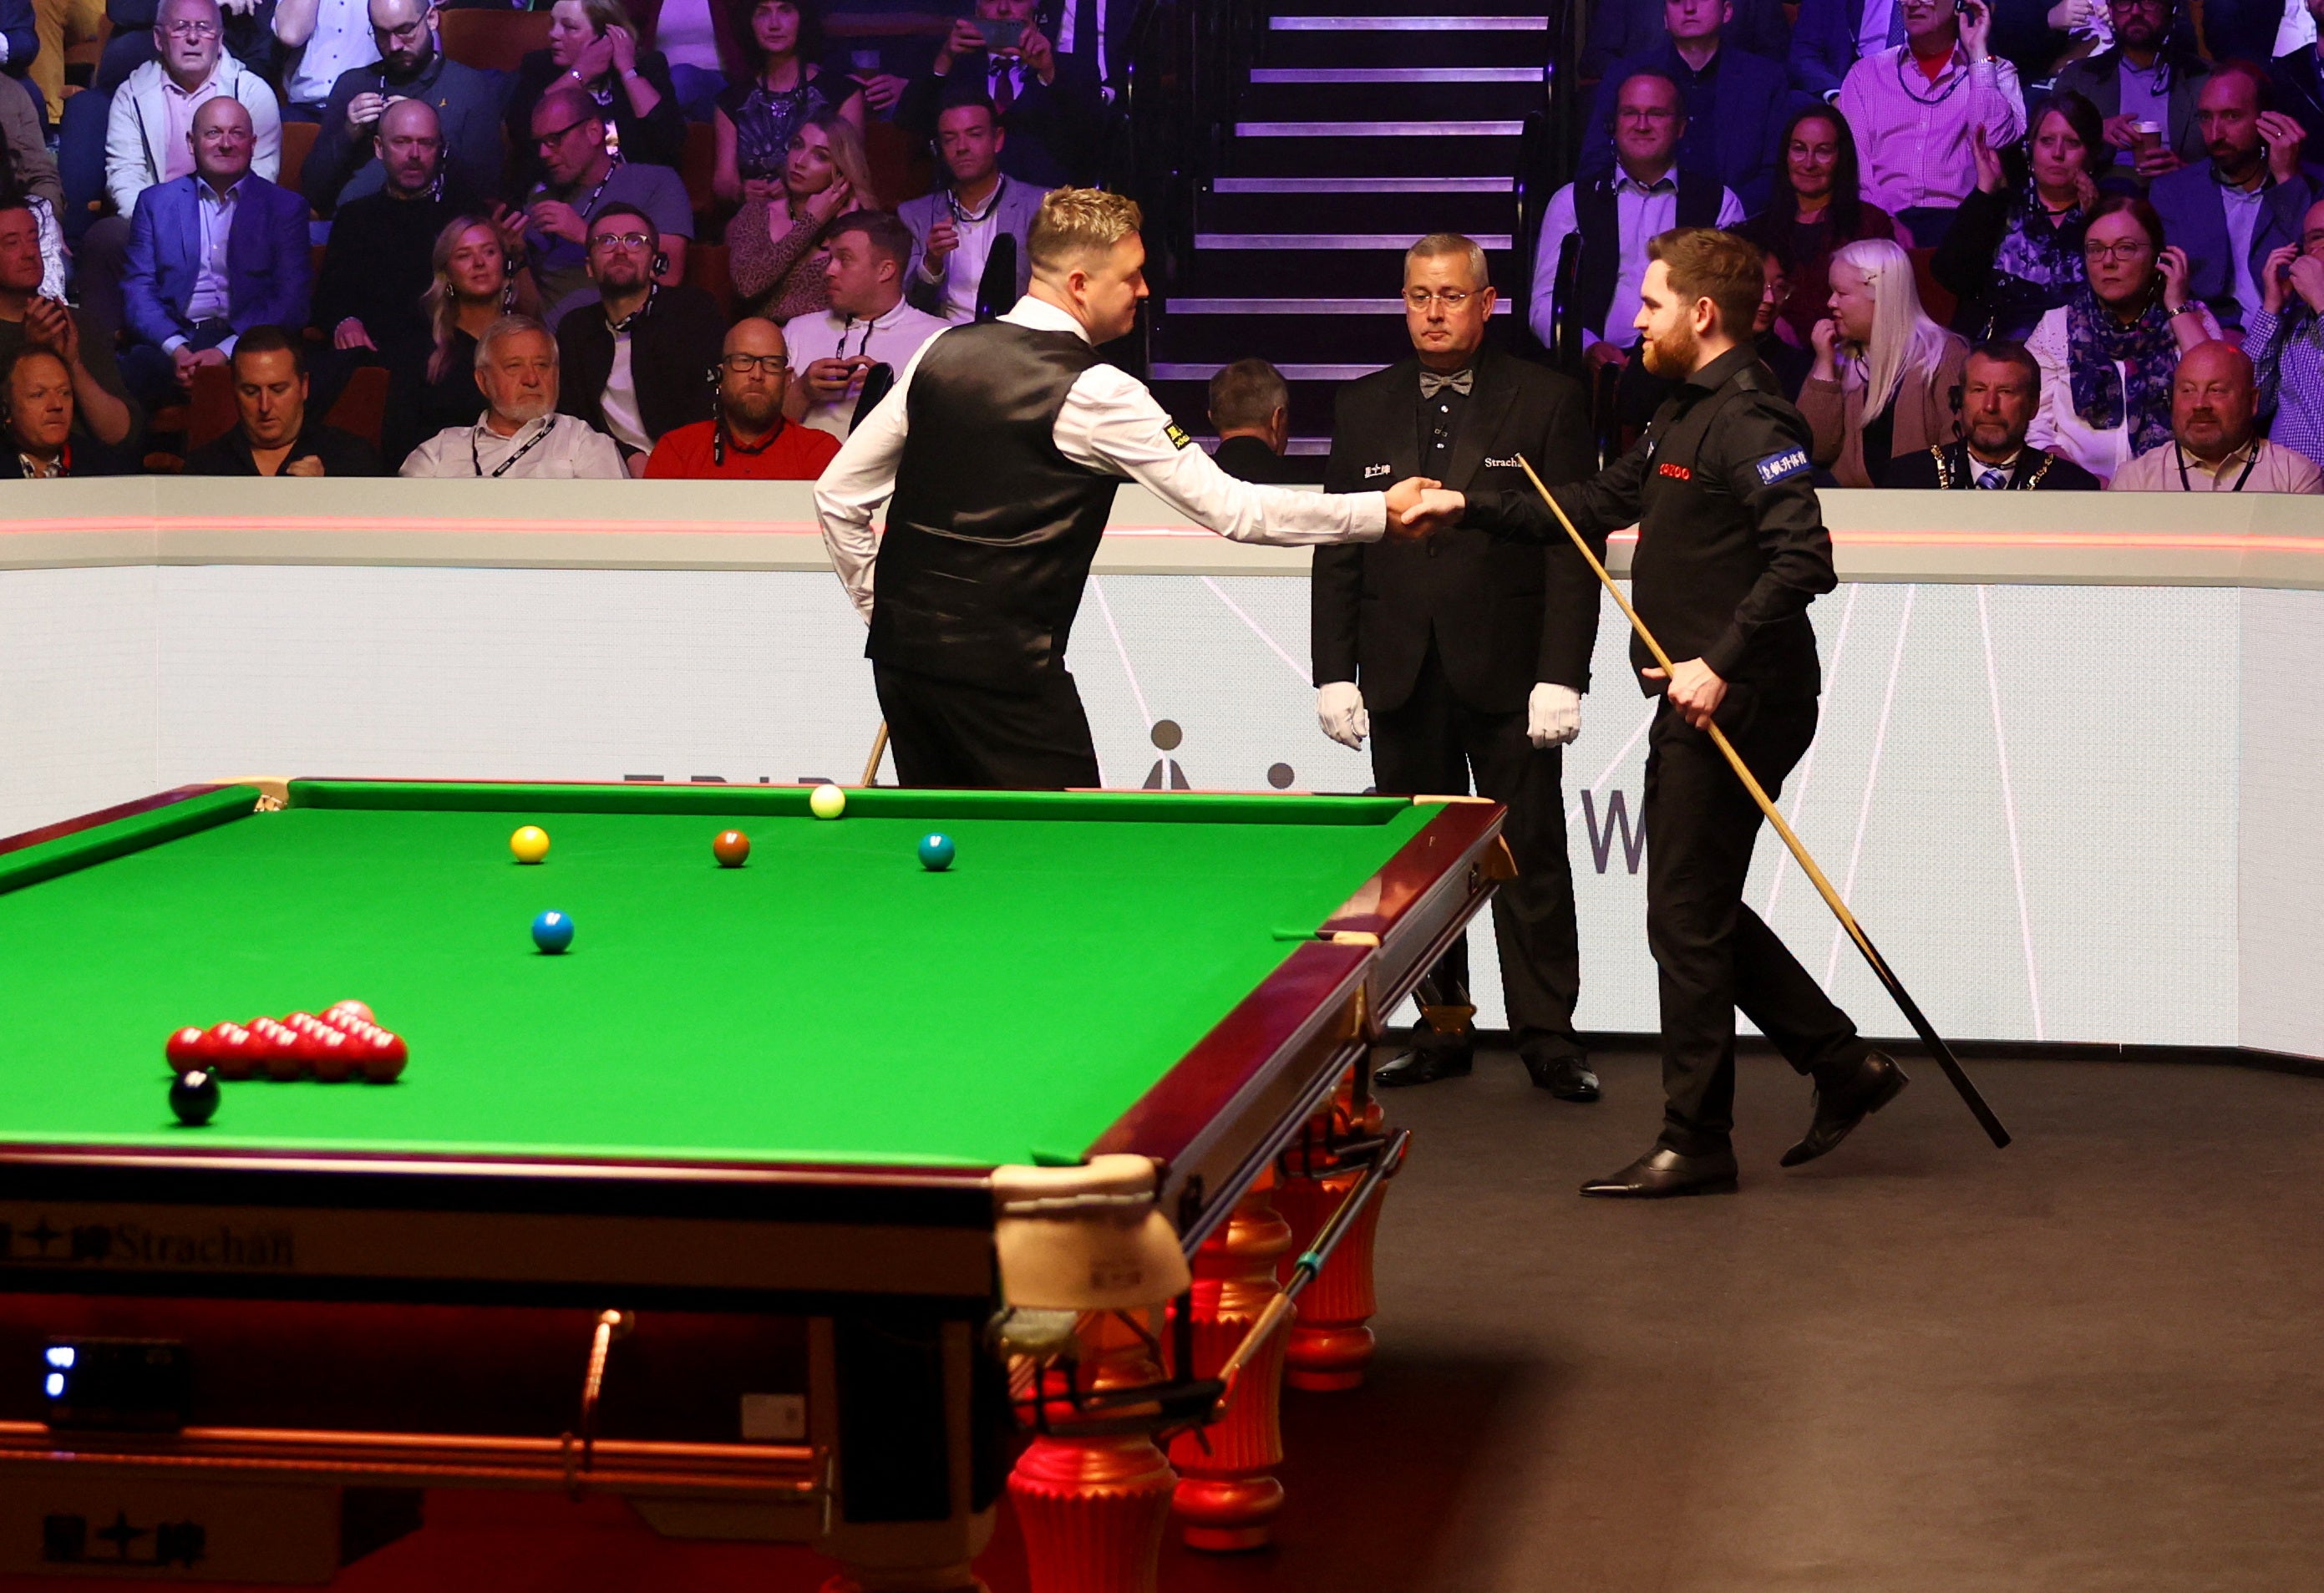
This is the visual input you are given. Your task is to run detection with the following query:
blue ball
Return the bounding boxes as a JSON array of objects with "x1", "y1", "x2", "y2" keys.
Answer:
[
  {"x1": 916, "y1": 832, "x2": 956, "y2": 872},
  {"x1": 531, "y1": 909, "x2": 575, "y2": 954}
]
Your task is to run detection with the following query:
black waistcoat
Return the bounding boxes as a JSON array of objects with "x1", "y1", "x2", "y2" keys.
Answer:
[
  {"x1": 874, "y1": 321, "x2": 1119, "y2": 690},
  {"x1": 1569, "y1": 169, "x2": 1724, "y2": 351}
]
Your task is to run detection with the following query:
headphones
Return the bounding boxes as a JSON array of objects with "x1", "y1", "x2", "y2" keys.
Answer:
[{"x1": 652, "y1": 249, "x2": 670, "y2": 279}]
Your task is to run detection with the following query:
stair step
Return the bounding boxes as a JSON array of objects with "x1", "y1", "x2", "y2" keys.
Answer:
[
  {"x1": 1154, "y1": 316, "x2": 1454, "y2": 365},
  {"x1": 1182, "y1": 247, "x2": 1518, "y2": 297},
  {"x1": 1168, "y1": 297, "x2": 1515, "y2": 313},
  {"x1": 1214, "y1": 175, "x2": 1515, "y2": 192},
  {"x1": 1235, "y1": 118, "x2": 1527, "y2": 137},
  {"x1": 1267, "y1": 14, "x2": 1551, "y2": 28},
  {"x1": 1248, "y1": 65, "x2": 1543, "y2": 81},
  {"x1": 1198, "y1": 189, "x2": 1513, "y2": 232},
  {"x1": 1237, "y1": 82, "x2": 1541, "y2": 119},
  {"x1": 1224, "y1": 134, "x2": 1520, "y2": 176},
  {"x1": 1195, "y1": 232, "x2": 1515, "y2": 250}
]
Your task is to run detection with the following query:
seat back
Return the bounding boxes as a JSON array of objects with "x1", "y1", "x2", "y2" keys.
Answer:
[{"x1": 440, "y1": 10, "x2": 553, "y2": 72}]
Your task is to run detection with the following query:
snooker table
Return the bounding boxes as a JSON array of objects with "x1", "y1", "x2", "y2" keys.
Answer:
[{"x1": 0, "y1": 779, "x2": 1510, "y2": 1590}]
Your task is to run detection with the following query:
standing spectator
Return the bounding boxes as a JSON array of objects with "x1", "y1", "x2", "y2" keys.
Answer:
[
  {"x1": 272, "y1": 0, "x2": 379, "y2": 124},
  {"x1": 728, "y1": 109, "x2": 874, "y2": 321},
  {"x1": 0, "y1": 347, "x2": 130, "y2": 477},
  {"x1": 503, "y1": 0, "x2": 685, "y2": 195},
  {"x1": 2274, "y1": 0, "x2": 2324, "y2": 151},
  {"x1": 1743, "y1": 104, "x2": 1895, "y2": 347},
  {"x1": 399, "y1": 313, "x2": 628, "y2": 476},
  {"x1": 2053, "y1": 0, "x2": 2208, "y2": 180},
  {"x1": 2248, "y1": 195, "x2": 2324, "y2": 469},
  {"x1": 0, "y1": 199, "x2": 136, "y2": 448},
  {"x1": 1885, "y1": 338, "x2": 2103, "y2": 486},
  {"x1": 2027, "y1": 194, "x2": 2222, "y2": 481},
  {"x1": 119, "y1": 96, "x2": 310, "y2": 407},
  {"x1": 1587, "y1": 0, "x2": 1790, "y2": 78},
  {"x1": 1581, "y1": 0, "x2": 1801, "y2": 213},
  {"x1": 1934, "y1": 92, "x2": 2104, "y2": 339},
  {"x1": 782, "y1": 207, "x2": 946, "y2": 439},
  {"x1": 312, "y1": 99, "x2": 469, "y2": 398},
  {"x1": 713, "y1": 0, "x2": 864, "y2": 207},
  {"x1": 1752, "y1": 246, "x2": 1816, "y2": 397},
  {"x1": 2147, "y1": 63, "x2": 2314, "y2": 334},
  {"x1": 646, "y1": 317, "x2": 843, "y2": 478},
  {"x1": 1207, "y1": 357, "x2": 1308, "y2": 484},
  {"x1": 186, "y1": 327, "x2": 385, "y2": 474},
  {"x1": 2107, "y1": 337, "x2": 2324, "y2": 488},
  {"x1": 515, "y1": 85, "x2": 693, "y2": 319},
  {"x1": 1802, "y1": 236, "x2": 1968, "y2": 484},
  {"x1": 901, "y1": 95, "x2": 1042, "y2": 321},
  {"x1": 1837, "y1": 0, "x2": 2026, "y2": 246},
  {"x1": 555, "y1": 204, "x2": 728, "y2": 473},
  {"x1": 304, "y1": 0, "x2": 510, "y2": 214},
  {"x1": 387, "y1": 211, "x2": 517, "y2": 464},
  {"x1": 900, "y1": 0, "x2": 1103, "y2": 188}
]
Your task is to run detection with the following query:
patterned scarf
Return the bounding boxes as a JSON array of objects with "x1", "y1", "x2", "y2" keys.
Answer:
[
  {"x1": 2065, "y1": 286, "x2": 2178, "y2": 458},
  {"x1": 1992, "y1": 194, "x2": 2084, "y2": 292}
]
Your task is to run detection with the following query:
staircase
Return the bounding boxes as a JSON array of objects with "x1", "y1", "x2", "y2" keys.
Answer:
[{"x1": 1148, "y1": 3, "x2": 1554, "y2": 460}]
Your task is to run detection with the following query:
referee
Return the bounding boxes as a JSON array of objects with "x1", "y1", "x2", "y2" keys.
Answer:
[
  {"x1": 1403, "y1": 227, "x2": 1905, "y2": 1197},
  {"x1": 814, "y1": 188, "x2": 1437, "y2": 789}
]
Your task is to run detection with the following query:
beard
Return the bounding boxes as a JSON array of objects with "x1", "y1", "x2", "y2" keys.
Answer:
[
  {"x1": 1639, "y1": 318, "x2": 1699, "y2": 378},
  {"x1": 498, "y1": 392, "x2": 555, "y2": 426}
]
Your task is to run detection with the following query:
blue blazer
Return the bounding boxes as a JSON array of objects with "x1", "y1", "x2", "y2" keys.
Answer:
[
  {"x1": 1581, "y1": 43, "x2": 1801, "y2": 214},
  {"x1": 2149, "y1": 162, "x2": 2316, "y2": 332},
  {"x1": 123, "y1": 173, "x2": 312, "y2": 351}
]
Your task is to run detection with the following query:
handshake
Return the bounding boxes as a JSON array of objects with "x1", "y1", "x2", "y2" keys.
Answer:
[{"x1": 1382, "y1": 476, "x2": 1464, "y2": 539}]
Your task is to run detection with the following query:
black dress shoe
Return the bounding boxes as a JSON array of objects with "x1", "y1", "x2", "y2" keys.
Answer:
[
  {"x1": 1580, "y1": 1144, "x2": 1738, "y2": 1198},
  {"x1": 1374, "y1": 1027, "x2": 1473, "y2": 1087},
  {"x1": 1522, "y1": 1054, "x2": 1600, "y2": 1102},
  {"x1": 1780, "y1": 1050, "x2": 1910, "y2": 1168}
]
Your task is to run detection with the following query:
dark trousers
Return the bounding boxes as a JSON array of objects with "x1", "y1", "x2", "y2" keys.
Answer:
[
  {"x1": 119, "y1": 318, "x2": 232, "y2": 413},
  {"x1": 874, "y1": 662, "x2": 1102, "y2": 790},
  {"x1": 1369, "y1": 643, "x2": 1585, "y2": 1064},
  {"x1": 1643, "y1": 689, "x2": 1865, "y2": 1154}
]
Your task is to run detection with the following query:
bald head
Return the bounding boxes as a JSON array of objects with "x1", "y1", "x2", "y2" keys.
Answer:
[
  {"x1": 191, "y1": 96, "x2": 253, "y2": 188},
  {"x1": 378, "y1": 97, "x2": 444, "y2": 195},
  {"x1": 368, "y1": 0, "x2": 438, "y2": 74},
  {"x1": 2172, "y1": 341, "x2": 2258, "y2": 462},
  {"x1": 718, "y1": 317, "x2": 790, "y2": 432},
  {"x1": 531, "y1": 85, "x2": 606, "y2": 185}
]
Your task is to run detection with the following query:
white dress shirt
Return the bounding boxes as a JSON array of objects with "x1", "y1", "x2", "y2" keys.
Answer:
[
  {"x1": 781, "y1": 295, "x2": 952, "y2": 440},
  {"x1": 1527, "y1": 171, "x2": 1747, "y2": 349},
  {"x1": 283, "y1": 0, "x2": 382, "y2": 106},
  {"x1": 1838, "y1": 44, "x2": 2026, "y2": 216},
  {"x1": 814, "y1": 293, "x2": 1389, "y2": 621},
  {"x1": 398, "y1": 412, "x2": 628, "y2": 479},
  {"x1": 919, "y1": 180, "x2": 1008, "y2": 322}
]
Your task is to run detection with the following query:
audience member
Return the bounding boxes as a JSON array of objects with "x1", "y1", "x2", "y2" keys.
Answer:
[
  {"x1": 312, "y1": 99, "x2": 469, "y2": 393},
  {"x1": 2147, "y1": 63, "x2": 2315, "y2": 332},
  {"x1": 186, "y1": 327, "x2": 385, "y2": 474},
  {"x1": 0, "y1": 346, "x2": 129, "y2": 477},
  {"x1": 781, "y1": 207, "x2": 944, "y2": 439},
  {"x1": 2027, "y1": 194, "x2": 2223, "y2": 480},
  {"x1": 1752, "y1": 246, "x2": 1815, "y2": 397},
  {"x1": 0, "y1": 200, "x2": 134, "y2": 447},
  {"x1": 638, "y1": 0, "x2": 751, "y2": 120},
  {"x1": 1802, "y1": 236, "x2": 1969, "y2": 484},
  {"x1": 729, "y1": 109, "x2": 875, "y2": 321},
  {"x1": 304, "y1": 0, "x2": 509, "y2": 213},
  {"x1": 387, "y1": 211, "x2": 515, "y2": 464},
  {"x1": 1885, "y1": 338, "x2": 2103, "y2": 485},
  {"x1": 0, "y1": 74, "x2": 62, "y2": 211},
  {"x1": 516, "y1": 85, "x2": 692, "y2": 320},
  {"x1": 120, "y1": 96, "x2": 311, "y2": 406},
  {"x1": 645, "y1": 317, "x2": 841, "y2": 477},
  {"x1": 2273, "y1": 0, "x2": 2324, "y2": 150},
  {"x1": 105, "y1": 0, "x2": 282, "y2": 216},
  {"x1": 901, "y1": 0, "x2": 1103, "y2": 188},
  {"x1": 504, "y1": 0, "x2": 685, "y2": 196},
  {"x1": 1742, "y1": 105, "x2": 1895, "y2": 346},
  {"x1": 1206, "y1": 357, "x2": 1308, "y2": 484},
  {"x1": 1581, "y1": 0, "x2": 1800, "y2": 212},
  {"x1": 2107, "y1": 337, "x2": 2324, "y2": 488},
  {"x1": 28, "y1": 0, "x2": 99, "y2": 128},
  {"x1": 901, "y1": 96, "x2": 1040, "y2": 321},
  {"x1": 400, "y1": 312, "x2": 627, "y2": 476},
  {"x1": 713, "y1": 0, "x2": 864, "y2": 206},
  {"x1": 554, "y1": 204, "x2": 727, "y2": 473},
  {"x1": 1586, "y1": 0, "x2": 1790, "y2": 78},
  {"x1": 2248, "y1": 195, "x2": 2324, "y2": 469},
  {"x1": 1934, "y1": 91, "x2": 2103, "y2": 339},
  {"x1": 1837, "y1": 0, "x2": 2026, "y2": 246},
  {"x1": 2053, "y1": 0, "x2": 2207, "y2": 180},
  {"x1": 273, "y1": 0, "x2": 379, "y2": 124},
  {"x1": 91, "y1": 0, "x2": 282, "y2": 94},
  {"x1": 2173, "y1": 0, "x2": 2282, "y2": 70}
]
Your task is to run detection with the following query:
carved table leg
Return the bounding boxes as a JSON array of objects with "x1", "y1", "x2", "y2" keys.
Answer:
[
  {"x1": 1170, "y1": 1169, "x2": 1295, "y2": 1551},
  {"x1": 1007, "y1": 1310, "x2": 1177, "y2": 1593},
  {"x1": 1276, "y1": 1078, "x2": 1393, "y2": 1393}
]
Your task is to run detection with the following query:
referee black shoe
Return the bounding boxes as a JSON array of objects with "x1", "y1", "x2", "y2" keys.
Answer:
[
  {"x1": 1373, "y1": 1023, "x2": 1473, "y2": 1087},
  {"x1": 1780, "y1": 1050, "x2": 1910, "y2": 1168},
  {"x1": 1579, "y1": 1144, "x2": 1738, "y2": 1198},
  {"x1": 1522, "y1": 1053, "x2": 1600, "y2": 1102}
]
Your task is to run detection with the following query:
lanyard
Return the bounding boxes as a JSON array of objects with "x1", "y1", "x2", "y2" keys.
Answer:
[
  {"x1": 946, "y1": 175, "x2": 1005, "y2": 227},
  {"x1": 471, "y1": 418, "x2": 555, "y2": 478},
  {"x1": 1893, "y1": 48, "x2": 1969, "y2": 106},
  {"x1": 2175, "y1": 441, "x2": 2261, "y2": 492}
]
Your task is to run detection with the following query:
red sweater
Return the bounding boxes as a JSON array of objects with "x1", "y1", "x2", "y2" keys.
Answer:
[{"x1": 644, "y1": 419, "x2": 841, "y2": 480}]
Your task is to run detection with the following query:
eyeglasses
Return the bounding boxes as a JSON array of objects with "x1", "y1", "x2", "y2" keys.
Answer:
[
  {"x1": 376, "y1": 18, "x2": 429, "y2": 43},
  {"x1": 163, "y1": 19, "x2": 219, "y2": 37},
  {"x1": 589, "y1": 231, "x2": 653, "y2": 252},
  {"x1": 1616, "y1": 106, "x2": 1677, "y2": 122},
  {"x1": 2083, "y1": 239, "x2": 2154, "y2": 261},
  {"x1": 719, "y1": 353, "x2": 789, "y2": 373},
  {"x1": 533, "y1": 117, "x2": 591, "y2": 150},
  {"x1": 1403, "y1": 288, "x2": 1474, "y2": 310}
]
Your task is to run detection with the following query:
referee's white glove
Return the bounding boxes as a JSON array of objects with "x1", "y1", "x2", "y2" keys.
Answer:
[
  {"x1": 1528, "y1": 682, "x2": 1581, "y2": 748},
  {"x1": 1317, "y1": 681, "x2": 1368, "y2": 750}
]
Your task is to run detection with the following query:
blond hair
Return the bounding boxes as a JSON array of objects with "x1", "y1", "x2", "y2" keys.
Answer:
[
  {"x1": 1829, "y1": 237, "x2": 1951, "y2": 420},
  {"x1": 1028, "y1": 187, "x2": 1144, "y2": 275}
]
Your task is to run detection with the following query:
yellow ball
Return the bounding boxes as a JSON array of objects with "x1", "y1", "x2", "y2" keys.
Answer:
[
  {"x1": 809, "y1": 784, "x2": 847, "y2": 819},
  {"x1": 510, "y1": 824, "x2": 551, "y2": 864}
]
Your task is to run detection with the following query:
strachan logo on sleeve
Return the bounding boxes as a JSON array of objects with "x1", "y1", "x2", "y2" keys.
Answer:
[{"x1": 1756, "y1": 448, "x2": 1812, "y2": 485}]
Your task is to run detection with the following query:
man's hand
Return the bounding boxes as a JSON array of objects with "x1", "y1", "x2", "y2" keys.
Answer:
[
  {"x1": 345, "y1": 90, "x2": 387, "y2": 135},
  {"x1": 2134, "y1": 140, "x2": 2183, "y2": 180},
  {"x1": 283, "y1": 454, "x2": 326, "y2": 477},
  {"x1": 1317, "y1": 682, "x2": 1368, "y2": 750},
  {"x1": 487, "y1": 202, "x2": 529, "y2": 259},
  {"x1": 2158, "y1": 244, "x2": 2193, "y2": 315},
  {"x1": 2261, "y1": 110, "x2": 2306, "y2": 184},
  {"x1": 1016, "y1": 23, "x2": 1057, "y2": 84},
  {"x1": 1958, "y1": 0, "x2": 1992, "y2": 61},
  {"x1": 2291, "y1": 252, "x2": 2324, "y2": 316},
  {"x1": 1383, "y1": 475, "x2": 1461, "y2": 537},
  {"x1": 528, "y1": 199, "x2": 587, "y2": 243},
  {"x1": 2101, "y1": 111, "x2": 2140, "y2": 151},
  {"x1": 852, "y1": 71, "x2": 907, "y2": 113},
  {"x1": 934, "y1": 17, "x2": 983, "y2": 73},
  {"x1": 1527, "y1": 682, "x2": 1581, "y2": 748},
  {"x1": 802, "y1": 356, "x2": 865, "y2": 401},
  {"x1": 1584, "y1": 339, "x2": 1627, "y2": 374},
  {"x1": 333, "y1": 317, "x2": 377, "y2": 351},
  {"x1": 2265, "y1": 242, "x2": 2300, "y2": 315},
  {"x1": 923, "y1": 216, "x2": 959, "y2": 264},
  {"x1": 1642, "y1": 657, "x2": 1727, "y2": 730},
  {"x1": 23, "y1": 297, "x2": 76, "y2": 364},
  {"x1": 170, "y1": 344, "x2": 227, "y2": 386}
]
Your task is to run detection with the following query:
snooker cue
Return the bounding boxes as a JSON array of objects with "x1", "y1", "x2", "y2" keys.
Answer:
[
  {"x1": 860, "y1": 723, "x2": 889, "y2": 788},
  {"x1": 1512, "y1": 454, "x2": 2010, "y2": 1151}
]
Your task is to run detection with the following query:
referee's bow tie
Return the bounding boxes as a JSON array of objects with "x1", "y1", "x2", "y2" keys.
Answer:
[{"x1": 1419, "y1": 368, "x2": 1474, "y2": 398}]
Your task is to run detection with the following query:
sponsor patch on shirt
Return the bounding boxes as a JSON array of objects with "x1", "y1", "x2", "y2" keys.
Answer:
[
  {"x1": 1165, "y1": 423, "x2": 1194, "y2": 451},
  {"x1": 1364, "y1": 462, "x2": 1393, "y2": 479},
  {"x1": 1657, "y1": 462, "x2": 1692, "y2": 480},
  {"x1": 1754, "y1": 447, "x2": 1811, "y2": 485}
]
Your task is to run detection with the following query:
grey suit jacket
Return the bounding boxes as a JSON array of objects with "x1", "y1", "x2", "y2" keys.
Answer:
[
  {"x1": 900, "y1": 179, "x2": 1046, "y2": 321},
  {"x1": 2053, "y1": 48, "x2": 2210, "y2": 165}
]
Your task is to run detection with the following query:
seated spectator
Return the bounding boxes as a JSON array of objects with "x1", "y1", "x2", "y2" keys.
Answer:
[
  {"x1": 0, "y1": 158, "x2": 69, "y2": 302},
  {"x1": 2248, "y1": 195, "x2": 2324, "y2": 469},
  {"x1": 273, "y1": 0, "x2": 380, "y2": 124},
  {"x1": 1742, "y1": 105, "x2": 1894, "y2": 347},
  {"x1": 304, "y1": 0, "x2": 510, "y2": 214},
  {"x1": 388, "y1": 212, "x2": 520, "y2": 465},
  {"x1": 400, "y1": 312, "x2": 627, "y2": 476},
  {"x1": 26, "y1": 0, "x2": 93, "y2": 129},
  {"x1": 92, "y1": 0, "x2": 281, "y2": 94},
  {"x1": 1934, "y1": 91, "x2": 2103, "y2": 340},
  {"x1": 185, "y1": 327, "x2": 386, "y2": 474},
  {"x1": 0, "y1": 347, "x2": 131, "y2": 477},
  {"x1": 1581, "y1": 0, "x2": 1800, "y2": 213},
  {"x1": 2108, "y1": 337, "x2": 2324, "y2": 489},
  {"x1": 646, "y1": 317, "x2": 843, "y2": 477},
  {"x1": 119, "y1": 97, "x2": 311, "y2": 408},
  {"x1": 555, "y1": 205, "x2": 728, "y2": 474},
  {"x1": 1752, "y1": 246, "x2": 1815, "y2": 397},
  {"x1": 2027, "y1": 195, "x2": 2223, "y2": 481},
  {"x1": 503, "y1": 0, "x2": 685, "y2": 196},
  {"x1": 901, "y1": 95, "x2": 1041, "y2": 322},
  {"x1": 1587, "y1": 0, "x2": 1790, "y2": 79},
  {"x1": 782, "y1": 208, "x2": 944, "y2": 439},
  {"x1": 1205, "y1": 357, "x2": 1308, "y2": 484},
  {"x1": 1837, "y1": 0, "x2": 2026, "y2": 246},
  {"x1": 2053, "y1": 0, "x2": 2207, "y2": 181},
  {"x1": 312, "y1": 100, "x2": 473, "y2": 388},
  {"x1": 900, "y1": 0, "x2": 1103, "y2": 189},
  {"x1": 730, "y1": 109, "x2": 877, "y2": 322},
  {"x1": 1802, "y1": 236, "x2": 1969, "y2": 484},
  {"x1": 0, "y1": 74, "x2": 63, "y2": 215},
  {"x1": 638, "y1": 0, "x2": 752, "y2": 123},
  {"x1": 2275, "y1": 0, "x2": 2324, "y2": 152},
  {"x1": 1885, "y1": 337, "x2": 2102, "y2": 486},
  {"x1": 0, "y1": 199, "x2": 136, "y2": 448},
  {"x1": 713, "y1": 0, "x2": 865, "y2": 207},
  {"x1": 2148, "y1": 63, "x2": 2314, "y2": 333},
  {"x1": 516, "y1": 85, "x2": 693, "y2": 320}
]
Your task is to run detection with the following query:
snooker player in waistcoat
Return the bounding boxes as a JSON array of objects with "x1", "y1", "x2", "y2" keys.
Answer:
[
  {"x1": 814, "y1": 188, "x2": 1444, "y2": 789},
  {"x1": 1390, "y1": 227, "x2": 1908, "y2": 1199}
]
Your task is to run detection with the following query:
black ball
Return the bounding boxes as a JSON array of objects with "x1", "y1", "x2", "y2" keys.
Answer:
[{"x1": 170, "y1": 1068, "x2": 220, "y2": 1127}]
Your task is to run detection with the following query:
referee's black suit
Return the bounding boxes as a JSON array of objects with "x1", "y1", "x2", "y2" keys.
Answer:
[{"x1": 1313, "y1": 343, "x2": 1600, "y2": 1075}]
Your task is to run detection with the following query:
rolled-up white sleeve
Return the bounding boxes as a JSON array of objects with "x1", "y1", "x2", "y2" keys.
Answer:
[
  {"x1": 1053, "y1": 363, "x2": 1387, "y2": 544},
  {"x1": 812, "y1": 335, "x2": 941, "y2": 620}
]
